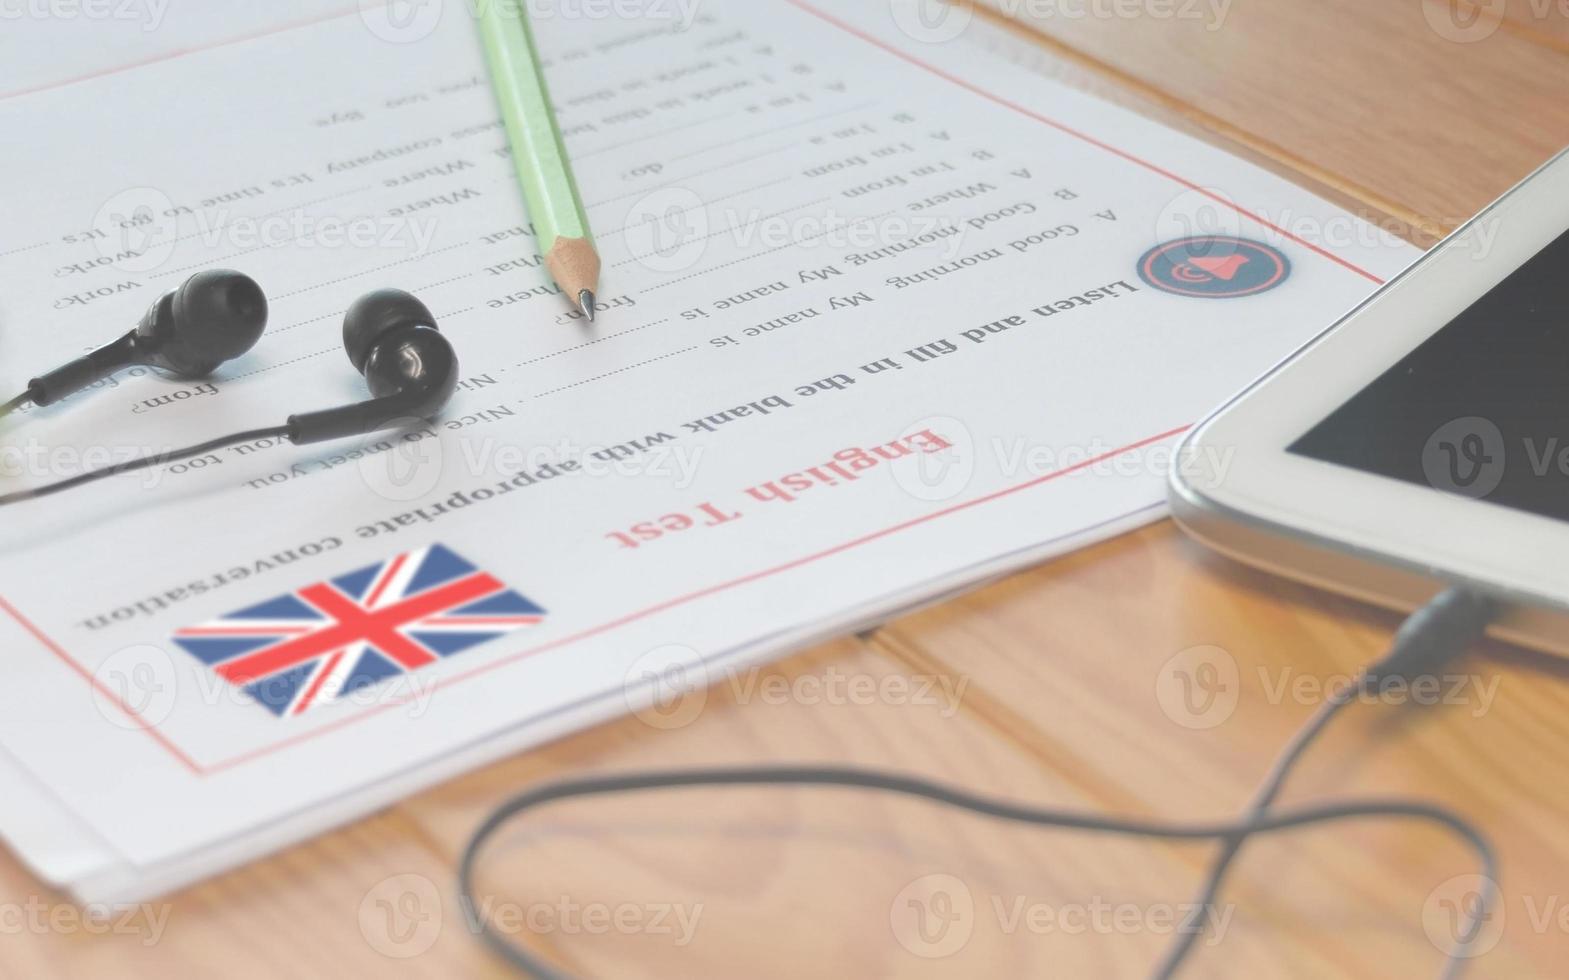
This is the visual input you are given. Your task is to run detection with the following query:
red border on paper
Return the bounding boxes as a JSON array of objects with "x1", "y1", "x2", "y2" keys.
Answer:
[{"x1": 783, "y1": 0, "x2": 1383, "y2": 285}]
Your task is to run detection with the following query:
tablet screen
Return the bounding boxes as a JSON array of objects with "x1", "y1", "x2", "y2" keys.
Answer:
[{"x1": 1290, "y1": 227, "x2": 1569, "y2": 521}]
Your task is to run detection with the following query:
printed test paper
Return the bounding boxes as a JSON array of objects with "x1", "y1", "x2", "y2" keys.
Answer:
[{"x1": 0, "y1": 0, "x2": 1418, "y2": 899}]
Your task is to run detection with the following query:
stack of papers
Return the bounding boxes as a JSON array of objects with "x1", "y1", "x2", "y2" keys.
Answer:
[{"x1": 0, "y1": 0, "x2": 1417, "y2": 903}]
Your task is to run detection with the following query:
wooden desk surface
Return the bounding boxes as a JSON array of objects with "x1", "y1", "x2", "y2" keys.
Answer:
[{"x1": 10, "y1": 3, "x2": 1569, "y2": 978}]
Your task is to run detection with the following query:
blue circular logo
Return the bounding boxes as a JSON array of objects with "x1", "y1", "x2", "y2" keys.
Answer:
[{"x1": 1139, "y1": 236, "x2": 1290, "y2": 299}]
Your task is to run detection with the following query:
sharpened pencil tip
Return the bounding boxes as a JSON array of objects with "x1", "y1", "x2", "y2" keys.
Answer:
[{"x1": 579, "y1": 290, "x2": 596, "y2": 322}]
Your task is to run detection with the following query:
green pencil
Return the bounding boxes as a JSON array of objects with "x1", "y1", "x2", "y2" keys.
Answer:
[{"x1": 477, "y1": 0, "x2": 600, "y2": 320}]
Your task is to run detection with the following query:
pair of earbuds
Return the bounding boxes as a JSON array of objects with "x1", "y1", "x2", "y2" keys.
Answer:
[
  {"x1": 0, "y1": 270, "x2": 460, "y2": 506},
  {"x1": 20, "y1": 269, "x2": 458, "y2": 445}
]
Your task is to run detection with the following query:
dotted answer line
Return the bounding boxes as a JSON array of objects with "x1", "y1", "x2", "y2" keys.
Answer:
[
  {"x1": 146, "y1": 185, "x2": 381, "y2": 276},
  {"x1": 160, "y1": 184, "x2": 377, "y2": 250},
  {"x1": 588, "y1": 143, "x2": 796, "y2": 209},
  {"x1": 159, "y1": 240, "x2": 282, "y2": 277},
  {"x1": 576, "y1": 109, "x2": 743, "y2": 159},
  {"x1": 614, "y1": 197, "x2": 831, "y2": 268},
  {"x1": 532, "y1": 346, "x2": 696, "y2": 398},
  {"x1": 415, "y1": 272, "x2": 475, "y2": 292},
  {"x1": 665, "y1": 100, "x2": 875, "y2": 165},
  {"x1": 586, "y1": 102, "x2": 875, "y2": 211},
  {"x1": 642, "y1": 210, "x2": 895, "y2": 292},
  {"x1": 607, "y1": 174, "x2": 797, "y2": 240},
  {"x1": 271, "y1": 242, "x2": 472, "y2": 300},
  {"x1": 644, "y1": 239, "x2": 804, "y2": 291},
  {"x1": 226, "y1": 346, "x2": 338, "y2": 381},
  {"x1": 0, "y1": 240, "x2": 50, "y2": 259},
  {"x1": 516, "y1": 318, "x2": 670, "y2": 367},
  {"x1": 274, "y1": 309, "x2": 345, "y2": 335}
]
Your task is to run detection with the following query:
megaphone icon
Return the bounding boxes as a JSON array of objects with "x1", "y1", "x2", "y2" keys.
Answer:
[{"x1": 1171, "y1": 252, "x2": 1250, "y2": 283}]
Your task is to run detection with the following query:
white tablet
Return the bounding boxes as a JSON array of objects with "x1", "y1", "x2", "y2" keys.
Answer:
[{"x1": 1170, "y1": 147, "x2": 1569, "y2": 654}]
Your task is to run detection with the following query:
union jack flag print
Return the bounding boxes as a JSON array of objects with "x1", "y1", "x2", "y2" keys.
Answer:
[{"x1": 172, "y1": 545, "x2": 545, "y2": 717}]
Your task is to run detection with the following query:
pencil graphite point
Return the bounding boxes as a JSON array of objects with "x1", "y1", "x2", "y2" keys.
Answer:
[{"x1": 544, "y1": 236, "x2": 602, "y2": 323}]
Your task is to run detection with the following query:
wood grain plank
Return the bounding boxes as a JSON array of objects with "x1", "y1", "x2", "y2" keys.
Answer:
[
  {"x1": 391, "y1": 637, "x2": 1354, "y2": 978},
  {"x1": 1462, "y1": 0, "x2": 1569, "y2": 50},
  {"x1": 877, "y1": 523, "x2": 1565, "y2": 977},
  {"x1": 959, "y1": 7, "x2": 1448, "y2": 246},
  {"x1": 0, "y1": 810, "x2": 509, "y2": 980},
  {"x1": 977, "y1": 0, "x2": 1569, "y2": 228},
  {"x1": 5, "y1": 7, "x2": 1565, "y2": 980}
]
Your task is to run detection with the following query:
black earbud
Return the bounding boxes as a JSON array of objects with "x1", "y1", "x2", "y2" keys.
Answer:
[
  {"x1": 26, "y1": 269, "x2": 268, "y2": 407},
  {"x1": 0, "y1": 277, "x2": 462, "y2": 508},
  {"x1": 285, "y1": 289, "x2": 459, "y2": 445}
]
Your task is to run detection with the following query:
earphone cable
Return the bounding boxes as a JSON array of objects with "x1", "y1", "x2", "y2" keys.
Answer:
[
  {"x1": 0, "y1": 424, "x2": 290, "y2": 507},
  {"x1": 0, "y1": 391, "x2": 31, "y2": 421},
  {"x1": 458, "y1": 587, "x2": 1500, "y2": 980},
  {"x1": 458, "y1": 772, "x2": 1496, "y2": 980},
  {"x1": 1152, "y1": 586, "x2": 1495, "y2": 977}
]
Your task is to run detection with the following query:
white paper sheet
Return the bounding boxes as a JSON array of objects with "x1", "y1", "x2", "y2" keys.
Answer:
[{"x1": 0, "y1": 0, "x2": 1418, "y2": 900}]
